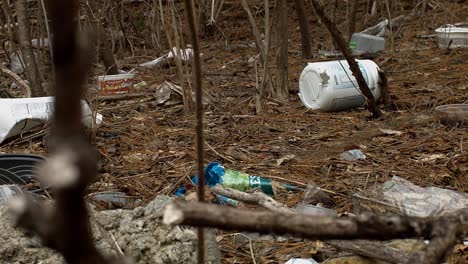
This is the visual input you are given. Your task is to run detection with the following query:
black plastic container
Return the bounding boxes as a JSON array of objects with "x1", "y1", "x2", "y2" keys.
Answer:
[{"x1": 0, "y1": 154, "x2": 46, "y2": 193}]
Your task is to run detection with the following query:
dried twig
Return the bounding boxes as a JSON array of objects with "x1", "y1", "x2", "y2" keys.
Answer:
[
  {"x1": 0, "y1": 66, "x2": 31, "y2": 97},
  {"x1": 211, "y1": 185, "x2": 294, "y2": 214},
  {"x1": 164, "y1": 200, "x2": 447, "y2": 240},
  {"x1": 182, "y1": 0, "x2": 205, "y2": 263}
]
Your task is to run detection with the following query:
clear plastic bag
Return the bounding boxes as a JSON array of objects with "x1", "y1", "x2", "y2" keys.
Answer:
[{"x1": 353, "y1": 176, "x2": 468, "y2": 217}]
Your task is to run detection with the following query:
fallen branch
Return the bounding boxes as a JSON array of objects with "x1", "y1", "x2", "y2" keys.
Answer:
[
  {"x1": 211, "y1": 185, "x2": 293, "y2": 214},
  {"x1": 0, "y1": 66, "x2": 31, "y2": 97},
  {"x1": 211, "y1": 185, "x2": 409, "y2": 263},
  {"x1": 164, "y1": 200, "x2": 442, "y2": 240},
  {"x1": 310, "y1": 0, "x2": 382, "y2": 118}
]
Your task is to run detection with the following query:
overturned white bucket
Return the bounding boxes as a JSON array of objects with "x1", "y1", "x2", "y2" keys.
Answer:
[{"x1": 298, "y1": 59, "x2": 381, "y2": 112}]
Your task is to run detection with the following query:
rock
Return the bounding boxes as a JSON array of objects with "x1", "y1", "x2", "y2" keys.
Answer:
[{"x1": 0, "y1": 195, "x2": 221, "y2": 264}]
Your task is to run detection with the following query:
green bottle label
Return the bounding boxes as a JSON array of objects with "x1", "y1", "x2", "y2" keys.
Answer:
[
  {"x1": 349, "y1": 41, "x2": 357, "y2": 50},
  {"x1": 249, "y1": 175, "x2": 274, "y2": 195}
]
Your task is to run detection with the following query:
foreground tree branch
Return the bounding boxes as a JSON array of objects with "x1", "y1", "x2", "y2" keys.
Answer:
[
  {"x1": 310, "y1": 0, "x2": 382, "y2": 118},
  {"x1": 9, "y1": 0, "x2": 113, "y2": 263},
  {"x1": 163, "y1": 200, "x2": 448, "y2": 240}
]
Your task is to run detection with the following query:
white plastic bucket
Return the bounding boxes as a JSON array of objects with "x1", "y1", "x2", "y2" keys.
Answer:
[
  {"x1": 298, "y1": 59, "x2": 381, "y2": 112},
  {"x1": 435, "y1": 25, "x2": 468, "y2": 49},
  {"x1": 97, "y1": 73, "x2": 136, "y2": 94}
]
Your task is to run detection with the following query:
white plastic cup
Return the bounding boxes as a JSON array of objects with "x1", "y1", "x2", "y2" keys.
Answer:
[
  {"x1": 298, "y1": 59, "x2": 381, "y2": 112},
  {"x1": 97, "y1": 73, "x2": 136, "y2": 94}
]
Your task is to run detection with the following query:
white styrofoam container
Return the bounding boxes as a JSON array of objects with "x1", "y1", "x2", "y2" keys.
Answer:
[
  {"x1": 435, "y1": 25, "x2": 468, "y2": 49},
  {"x1": 298, "y1": 59, "x2": 381, "y2": 112}
]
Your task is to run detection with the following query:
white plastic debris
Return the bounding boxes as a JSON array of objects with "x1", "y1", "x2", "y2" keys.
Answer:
[
  {"x1": 340, "y1": 149, "x2": 366, "y2": 161},
  {"x1": 139, "y1": 47, "x2": 194, "y2": 68},
  {"x1": 0, "y1": 97, "x2": 103, "y2": 144},
  {"x1": 285, "y1": 258, "x2": 319, "y2": 264},
  {"x1": 31, "y1": 38, "x2": 50, "y2": 49}
]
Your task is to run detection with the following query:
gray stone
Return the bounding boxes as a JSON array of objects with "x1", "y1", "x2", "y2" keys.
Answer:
[{"x1": 0, "y1": 195, "x2": 221, "y2": 264}]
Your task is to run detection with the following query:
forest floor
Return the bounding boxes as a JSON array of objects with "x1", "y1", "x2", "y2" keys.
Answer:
[{"x1": 1, "y1": 0, "x2": 467, "y2": 263}]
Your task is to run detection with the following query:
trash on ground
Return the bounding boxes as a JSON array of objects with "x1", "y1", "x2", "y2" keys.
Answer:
[
  {"x1": 340, "y1": 149, "x2": 366, "y2": 161},
  {"x1": 97, "y1": 73, "x2": 136, "y2": 94},
  {"x1": 379, "y1": 128, "x2": 403, "y2": 136},
  {"x1": 31, "y1": 38, "x2": 50, "y2": 49},
  {"x1": 295, "y1": 204, "x2": 337, "y2": 217},
  {"x1": 154, "y1": 81, "x2": 212, "y2": 106},
  {"x1": 88, "y1": 191, "x2": 140, "y2": 208},
  {"x1": 360, "y1": 15, "x2": 405, "y2": 37},
  {"x1": 285, "y1": 258, "x2": 319, "y2": 264},
  {"x1": 298, "y1": 60, "x2": 381, "y2": 111},
  {"x1": 349, "y1": 33, "x2": 385, "y2": 54},
  {"x1": 0, "y1": 185, "x2": 23, "y2": 205},
  {"x1": 192, "y1": 162, "x2": 301, "y2": 196},
  {"x1": 435, "y1": 24, "x2": 468, "y2": 49},
  {"x1": 301, "y1": 181, "x2": 335, "y2": 207},
  {"x1": 134, "y1": 81, "x2": 148, "y2": 89},
  {"x1": 0, "y1": 97, "x2": 103, "y2": 144},
  {"x1": 434, "y1": 104, "x2": 468, "y2": 127},
  {"x1": 187, "y1": 162, "x2": 302, "y2": 206},
  {"x1": 139, "y1": 47, "x2": 194, "y2": 69},
  {"x1": 353, "y1": 176, "x2": 468, "y2": 217}
]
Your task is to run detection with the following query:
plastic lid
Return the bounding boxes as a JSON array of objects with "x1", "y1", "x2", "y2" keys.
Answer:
[{"x1": 299, "y1": 68, "x2": 323, "y2": 110}]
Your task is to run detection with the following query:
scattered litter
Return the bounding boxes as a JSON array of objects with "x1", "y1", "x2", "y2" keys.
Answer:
[
  {"x1": 435, "y1": 24, "x2": 468, "y2": 49},
  {"x1": 360, "y1": 15, "x2": 405, "y2": 37},
  {"x1": 295, "y1": 204, "x2": 337, "y2": 217},
  {"x1": 0, "y1": 154, "x2": 47, "y2": 196},
  {"x1": 349, "y1": 33, "x2": 385, "y2": 54},
  {"x1": 188, "y1": 162, "x2": 302, "y2": 205},
  {"x1": 97, "y1": 73, "x2": 136, "y2": 94},
  {"x1": 154, "y1": 81, "x2": 212, "y2": 106},
  {"x1": 414, "y1": 153, "x2": 447, "y2": 164},
  {"x1": 298, "y1": 60, "x2": 381, "y2": 111},
  {"x1": 302, "y1": 181, "x2": 335, "y2": 207},
  {"x1": 434, "y1": 104, "x2": 468, "y2": 127},
  {"x1": 31, "y1": 38, "x2": 50, "y2": 49},
  {"x1": 353, "y1": 176, "x2": 468, "y2": 217},
  {"x1": 89, "y1": 191, "x2": 140, "y2": 208},
  {"x1": 276, "y1": 154, "x2": 295, "y2": 166},
  {"x1": 134, "y1": 81, "x2": 147, "y2": 89},
  {"x1": 285, "y1": 258, "x2": 319, "y2": 264},
  {"x1": 0, "y1": 97, "x2": 103, "y2": 144},
  {"x1": 340, "y1": 149, "x2": 366, "y2": 161},
  {"x1": 379, "y1": 128, "x2": 403, "y2": 136},
  {"x1": 139, "y1": 47, "x2": 194, "y2": 69},
  {"x1": 0, "y1": 185, "x2": 22, "y2": 205}
]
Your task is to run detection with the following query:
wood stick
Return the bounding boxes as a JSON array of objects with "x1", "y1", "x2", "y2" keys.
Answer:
[
  {"x1": 310, "y1": 0, "x2": 382, "y2": 118},
  {"x1": 0, "y1": 66, "x2": 31, "y2": 97},
  {"x1": 164, "y1": 200, "x2": 441, "y2": 240},
  {"x1": 211, "y1": 185, "x2": 294, "y2": 214},
  {"x1": 327, "y1": 240, "x2": 409, "y2": 264}
]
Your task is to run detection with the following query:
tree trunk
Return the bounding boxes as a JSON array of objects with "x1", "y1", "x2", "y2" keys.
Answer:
[
  {"x1": 294, "y1": 0, "x2": 312, "y2": 59},
  {"x1": 97, "y1": 24, "x2": 119, "y2": 75},
  {"x1": 15, "y1": 0, "x2": 44, "y2": 97},
  {"x1": 275, "y1": 0, "x2": 288, "y2": 100},
  {"x1": 348, "y1": 0, "x2": 360, "y2": 41}
]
